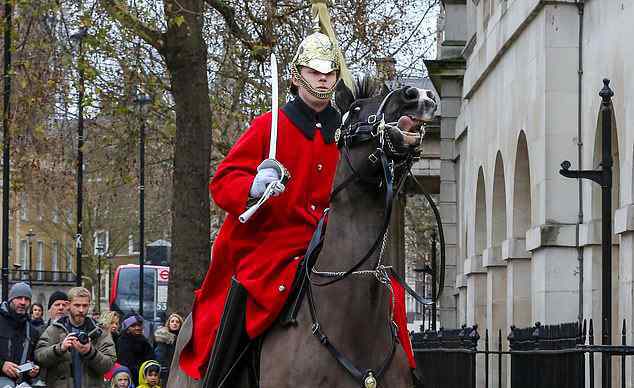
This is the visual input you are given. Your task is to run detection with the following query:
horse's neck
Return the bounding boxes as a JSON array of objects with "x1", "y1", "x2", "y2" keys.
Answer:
[
  {"x1": 317, "y1": 159, "x2": 388, "y2": 271},
  {"x1": 302, "y1": 157, "x2": 397, "y2": 355}
]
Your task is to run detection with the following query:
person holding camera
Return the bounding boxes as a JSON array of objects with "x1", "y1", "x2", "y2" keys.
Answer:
[
  {"x1": 0, "y1": 282, "x2": 41, "y2": 387},
  {"x1": 35, "y1": 287, "x2": 116, "y2": 388}
]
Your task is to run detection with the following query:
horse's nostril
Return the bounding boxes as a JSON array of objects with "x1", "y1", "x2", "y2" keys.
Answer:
[
  {"x1": 406, "y1": 87, "x2": 418, "y2": 99},
  {"x1": 426, "y1": 90, "x2": 436, "y2": 101}
]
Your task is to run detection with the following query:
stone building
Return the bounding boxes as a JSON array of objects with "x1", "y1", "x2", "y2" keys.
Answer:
[
  {"x1": 428, "y1": 0, "x2": 634, "y2": 385},
  {"x1": 0, "y1": 188, "x2": 77, "y2": 307}
]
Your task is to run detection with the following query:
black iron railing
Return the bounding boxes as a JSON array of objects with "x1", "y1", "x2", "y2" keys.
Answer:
[
  {"x1": 9, "y1": 270, "x2": 77, "y2": 285},
  {"x1": 412, "y1": 319, "x2": 634, "y2": 388},
  {"x1": 412, "y1": 325, "x2": 479, "y2": 388}
]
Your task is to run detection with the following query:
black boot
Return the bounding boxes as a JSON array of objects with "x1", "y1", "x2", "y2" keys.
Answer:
[
  {"x1": 411, "y1": 368, "x2": 425, "y2": 388},
  {"x1": 203, "y1": 277, "x2": 251, "y2": 388}
]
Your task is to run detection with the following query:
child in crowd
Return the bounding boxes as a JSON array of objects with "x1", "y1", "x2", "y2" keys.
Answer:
[
  {"x1": 111, "y1": 365, "x2": 135, "y2": 388},
  {"x1": 137, "y1": 360, "x2": 162, "y2": 388}
]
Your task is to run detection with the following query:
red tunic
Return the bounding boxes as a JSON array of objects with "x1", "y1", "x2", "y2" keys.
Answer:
[{"x1": 179, "y1": 102, "x2": 415, "y2": 380}]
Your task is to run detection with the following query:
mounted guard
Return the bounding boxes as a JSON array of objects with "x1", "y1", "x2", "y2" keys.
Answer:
[{"x1": 176, "y1": 1, "x2": 432, "y2": 387}]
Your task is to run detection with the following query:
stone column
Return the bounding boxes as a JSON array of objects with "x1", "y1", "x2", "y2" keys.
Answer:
[
  {"x1": 503, "y1": 238, "x2": 532, "y2": 328},
  {"x1": 436, "y1": 76, "x2": 464, "y2": 329},
  {"x1": 615, "y1": 204, "x2": 634, "y2": 387},
  {"x1": 484, "y1": 246, "x2": 507, "y2": 388},
  {"x1": 465, "y1": 254, "x2": 487, "y2": 388},
  {"x1": 526, "y1": 224, "x2": 580, "y2": 323}
]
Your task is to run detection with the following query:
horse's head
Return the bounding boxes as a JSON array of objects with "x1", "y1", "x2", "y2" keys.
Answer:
[{"x1": 332, "y1": 78, "x2": 437, "y2": 189}]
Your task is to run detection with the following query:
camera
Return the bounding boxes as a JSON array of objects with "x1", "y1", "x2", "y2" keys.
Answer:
[
  {"x1": 68, "y1": 331, "x2": 90, "y2": 345},
  {"x1": 75, "y1": 331, "x2": 90, "y2": 345},
  {"x1": 17, "y1": 362, "x2": 35, "y2": 373}
]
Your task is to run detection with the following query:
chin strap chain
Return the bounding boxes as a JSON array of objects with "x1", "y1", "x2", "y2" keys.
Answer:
[{"x1": 291, "y1": 65, "x2": 336, "y2": 100}]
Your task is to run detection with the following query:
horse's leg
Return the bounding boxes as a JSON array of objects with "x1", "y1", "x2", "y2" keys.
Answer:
[{"x1": 166, "y1": 314, "x2": 202, "y2": 388}]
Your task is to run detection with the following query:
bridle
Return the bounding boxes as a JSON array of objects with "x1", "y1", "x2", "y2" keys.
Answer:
[{"x1": 302, "y1": 90, "x2": 428, "y2": 388}]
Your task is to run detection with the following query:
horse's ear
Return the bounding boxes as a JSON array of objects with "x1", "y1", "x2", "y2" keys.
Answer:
[
  {"x1": 334, "y1": 79, "x2": 354, "y2": 113},
  {"x1": 379, "y1": 81, "x2": 391, "y2": 96}
]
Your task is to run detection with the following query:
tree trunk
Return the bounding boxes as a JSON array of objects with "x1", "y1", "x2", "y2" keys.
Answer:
[{"x1": 162, "y1": 2, "x2": 212, "y2": 315}]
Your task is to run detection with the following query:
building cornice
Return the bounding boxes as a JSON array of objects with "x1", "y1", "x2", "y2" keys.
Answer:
[{"x1": 423, "y1": 57, "x2": 467, "y2": 95}]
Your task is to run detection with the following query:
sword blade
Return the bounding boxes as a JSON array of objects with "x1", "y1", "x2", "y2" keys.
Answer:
[{"x1": 269, "y1": 53, "x2": 279, "y2": 159}]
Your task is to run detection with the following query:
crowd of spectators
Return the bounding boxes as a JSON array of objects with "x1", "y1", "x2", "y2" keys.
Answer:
[{"x1": 0, "y1": 282, "x2": 182, "y2": 388}]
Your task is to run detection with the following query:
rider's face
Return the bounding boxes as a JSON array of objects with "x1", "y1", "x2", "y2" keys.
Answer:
[{"x1": 293, "y1": 66, "x2": 337, "y2": 110}]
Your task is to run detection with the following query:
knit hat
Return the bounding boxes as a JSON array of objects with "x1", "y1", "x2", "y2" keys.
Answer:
[
  {"x1": 122, "y1": 314, "x2": 144, "y2": 331},
  {"x1": 8, "y1": 282, "x2": 32, "y2": 302},
  {"x1": 48, "y1": 290, "x2": 69, "y2": 310}
]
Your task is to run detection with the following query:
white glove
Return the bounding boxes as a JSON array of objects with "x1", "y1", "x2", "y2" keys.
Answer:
[{"x1": 249, "y1": 168, "x2": 285, "y2": 198}]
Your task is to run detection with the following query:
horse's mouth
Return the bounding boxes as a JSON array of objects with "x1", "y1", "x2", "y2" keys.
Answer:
[{"x1": 398, "y1": 115, "x2": 426, "y2": 132}]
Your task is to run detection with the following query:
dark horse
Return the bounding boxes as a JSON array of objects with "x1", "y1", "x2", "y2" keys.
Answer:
[{"x1": 168, "y1": 78, "x2": 437, "y2": 388}]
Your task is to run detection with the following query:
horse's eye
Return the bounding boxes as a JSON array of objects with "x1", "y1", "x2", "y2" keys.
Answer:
[{"x1": 354, "y1": 107, "x2": 361, "y2": 112}]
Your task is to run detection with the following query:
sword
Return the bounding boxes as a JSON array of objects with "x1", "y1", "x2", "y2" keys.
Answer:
[
  {"x1": 269, "y1": 53, "x2": 278, "y2": 159},
  {"x1": 239, "y1": 53, "x2": 289, "y2": 223}
]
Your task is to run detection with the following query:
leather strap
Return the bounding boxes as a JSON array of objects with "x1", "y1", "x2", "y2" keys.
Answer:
[
  {"x1": 306, "y1": 276, "x2": 397, "y2": 387},
  {"x1": 389, "y1": 268, "x2": 433, "y2": 307},
  {"x1": 279, "y1": 211, "x2": 329, "y2": 326}
]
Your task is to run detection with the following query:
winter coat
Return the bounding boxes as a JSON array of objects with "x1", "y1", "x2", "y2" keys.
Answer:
[
  {"x1": 116, "y1": 331, "x2": 154, "y2": 386},
  {"x1": 153, "y1": 326, "x2": 177, "y2": 381},
  {"x1": 0, "y1": 302, "x2": 39, "y2": 381},
  {"x1": 136, "y1": 360, "x2": 162, "y2": 388},
  {"x1": 35, "y1": 315, "x2": 116, "y2": 388},
  {"x1": 30, "y1": 318, "x2": 45, "y2": 336}
]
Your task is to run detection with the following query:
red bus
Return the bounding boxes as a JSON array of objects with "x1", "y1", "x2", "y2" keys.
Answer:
[{"x1": 110, "y1": 264, "x2": 169, "y2": 323}]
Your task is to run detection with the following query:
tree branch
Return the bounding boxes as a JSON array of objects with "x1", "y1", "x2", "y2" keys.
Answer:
[
  {"x1": 99, "y1": 0, "x2": 165, "y2": 51},
  {"x1": 204, "y1": 0, "x2": 258, "y2": 53}
]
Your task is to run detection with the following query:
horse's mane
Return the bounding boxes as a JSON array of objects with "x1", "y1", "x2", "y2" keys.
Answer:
[{"x1": 352, "y1": 76, "x2": 384, "y2": 99}]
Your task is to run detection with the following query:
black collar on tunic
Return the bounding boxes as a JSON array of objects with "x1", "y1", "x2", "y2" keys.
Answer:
[{"x1": 282, "y1": 97, "x2": 341, "y2": 144}]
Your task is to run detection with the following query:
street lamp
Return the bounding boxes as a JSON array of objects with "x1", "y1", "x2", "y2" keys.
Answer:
[
  {"x1": 2, "y1": 0, "x2": 15, "y2": 301},
  {"x1": 70, "y1": 26, "x2": 88, "y2": 287},
  {"x1": 26, "y1": 228, "x2": 35, "y2": 286},
  {"x1": 95, "y1": 242, "x2": 105, "y2": 315},
  {"x1": 135, "y1": 92, "x2": 151, "y2": 316},
  {"x1": 560, "y1": 79, "x2": 615, "y2": 388}
]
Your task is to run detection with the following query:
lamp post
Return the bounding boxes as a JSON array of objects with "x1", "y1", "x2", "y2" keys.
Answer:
[
  {"x1": 95, "y1": 242, "x2": 105, "y2": 315},
  {"x1": 430, "y1": 231, "x2": 437, "y2": 331},
  {"x1": 70, "y1": 26, "x2": 87, "y2": 287},
  {"x1": 26, "y1": 228, "x2": 35, "y2": 285},
  {"x1": 106, "y1": 252, "x2": 113, "y2": 303},
  {"x1": 2, "y1": 0, "x2": 14, "y2": 301},
  {"x1": 135, "y1": 92, "x2": 151, "y2": 316},
  {"x1": 560, "y1": 79, "x2": 614, "y2": 388}
]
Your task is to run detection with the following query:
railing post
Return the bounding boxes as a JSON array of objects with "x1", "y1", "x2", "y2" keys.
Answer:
[
  {"x1": 621, "y1": 320, "x2": 625, "y2": 388},
  {"x1": 589, "y1": 319, "x2": 595, "y2": 388},
  {"x1": 485, "y1": 329, "x2": 489, "y2": 388},
  {"x1": 498, "y1": 329, "x2": 502, "y2": 388}
]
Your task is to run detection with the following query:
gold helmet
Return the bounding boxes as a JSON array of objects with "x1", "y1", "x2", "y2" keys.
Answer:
[
  {"x1": 291, "y1": 31, "x2": 340, "y2": 100},
  {"x1": 293, "y1": 32, "x2": 340, "y2": 74}
]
